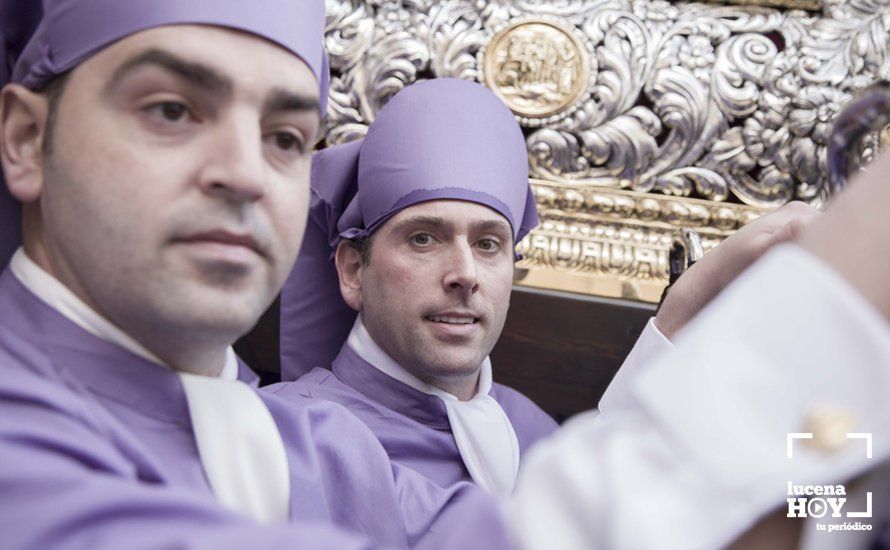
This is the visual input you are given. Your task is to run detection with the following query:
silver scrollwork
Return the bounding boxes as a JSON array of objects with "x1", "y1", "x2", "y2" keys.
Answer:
[{"x1": 322, "y1": 0, "x2": 889, "y2": 209}]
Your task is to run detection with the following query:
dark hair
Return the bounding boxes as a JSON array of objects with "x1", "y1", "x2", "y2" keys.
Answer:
[
  {"x1": 346, "y1": 236, "x2": 372, "y2": 266},
  {"x1": 36, "y1": 71, "x2": 71, "y2": 155}
]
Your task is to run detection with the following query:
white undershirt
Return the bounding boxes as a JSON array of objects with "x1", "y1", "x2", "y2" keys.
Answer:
[
  {"x1": 348, "y1": 315, "x2": 521, "y2": 497},
  {"x1": 9, "y1": 248, "x2": 289, "y2": 523},
  {"x1": 598, "y1": 317, "x2": 674, "y2": 415},
  {"x1": 506, "y1": 244, "x2": 890, "y2": 549}
]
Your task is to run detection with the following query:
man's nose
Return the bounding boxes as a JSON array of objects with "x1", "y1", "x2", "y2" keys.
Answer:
[
  {"x1": 198, "y1": 115, "x2": 266, "y2": 203},
  {"x1": 443, "y1": 241, "x2": 480, "y2": 294}
]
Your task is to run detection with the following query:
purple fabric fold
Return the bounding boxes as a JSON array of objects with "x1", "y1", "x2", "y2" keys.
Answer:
[{"x1": 269, "y1": 344, "x2": 558, "y2": 488}]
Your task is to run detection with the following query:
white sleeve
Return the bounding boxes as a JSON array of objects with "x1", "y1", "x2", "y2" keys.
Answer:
[
  {"x1": 504, "y1": 244, "x2": 890, "y2": 550},
  {"x1": 597, "y1": 317, "x2": 673, "y2": 415}
]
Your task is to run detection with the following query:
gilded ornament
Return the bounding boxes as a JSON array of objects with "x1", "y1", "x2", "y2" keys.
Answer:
[{"x1": 479, "y1": 17, "x2": 593, "y2": 123}]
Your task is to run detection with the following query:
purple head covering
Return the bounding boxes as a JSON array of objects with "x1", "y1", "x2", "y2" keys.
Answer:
[
  {"x1": 280, "y1": 78, "x2": 538, "y2": 381},
  {"x1": 0, "y1": 0, "x2": 329, "y2": 267}
]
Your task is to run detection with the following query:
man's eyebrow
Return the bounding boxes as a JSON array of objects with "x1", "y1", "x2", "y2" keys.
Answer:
[
  {"x1": 387, "y1": 215, "x2": 512, "y2": 238},
  {"x1": 474, "y1": 218, "x2": 512, "y2": 237},
  {"x1": 263, "y1": 89, "x2": 320, "y2": 115},
  {"x1": 105, "y1": 48, "x2": 233, "y2": 97},
  {"x1": 388, "y1": 216, "x2": 449, "y2": 234}
]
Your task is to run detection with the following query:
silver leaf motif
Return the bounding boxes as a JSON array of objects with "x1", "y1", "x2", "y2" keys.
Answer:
[
  {"x1": 323, "y1": 0, "x2": 886, "y2": 207},
  {"x1": 321, "y1": 0, "x2": 888, "y2": 300}
]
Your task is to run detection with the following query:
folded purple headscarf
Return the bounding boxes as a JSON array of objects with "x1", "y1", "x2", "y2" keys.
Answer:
[
  {"x1": 280, "y1": 78, "x2": 538, "y2": 381},
  {"x1": 0, "y1": 0, "x2": 329, "y2": 266}
]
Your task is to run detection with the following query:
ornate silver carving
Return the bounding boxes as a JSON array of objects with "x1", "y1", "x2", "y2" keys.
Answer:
[
  {"x1": 323, "y1": 0, "x2": 887, "y2": 208},
  {"x1": 321, "y1": 0, "x2": 889, "y2": 300}
]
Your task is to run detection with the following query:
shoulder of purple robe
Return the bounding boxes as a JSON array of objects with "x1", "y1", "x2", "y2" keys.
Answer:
[
  {"x1": 269, "y1": 369, "x2": 557, "y2": 474},
  {"x1": 271, "y1": 370, "x2": 558, "y2": 442},
  {"x1": 267, "y1": 371, "x2": 479, "y2": 490},
  {"x1": 489, "y1": 382, "x2": 559, "y2": 452},
  {"x1": 266, "y1": 366, "x2": 341, "y2": 397},
  {"x1": 266, "y1": 367, "x2": 385, "y2": 413},
  {"x1": 267, "y1": 367, "x2": 453, "y2": 436},
  {"x1": 265, "y1": 368, "x2": 423, "y2": 439},
  {"x1": 0, "y1": 326, "x2": 373, "y2": 550}
]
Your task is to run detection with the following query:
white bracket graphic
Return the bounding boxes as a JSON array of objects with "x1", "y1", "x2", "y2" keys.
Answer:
[
  {"x1": 787, "y1": 433, "x2": 813, "y2": 459},
  {"x1": 787, "y1": 432, "x2": 872, "y2": 459},
  {"x1": 846, "y1": 433, "x2": 873, "y2": 459},
  {"x1": 847, "y1": 492, "x2": 873, "y2": 518}
]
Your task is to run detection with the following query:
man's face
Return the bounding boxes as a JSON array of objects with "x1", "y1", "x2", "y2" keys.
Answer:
[
  {"x1": 32, "y1": 26, "x2": 320, "y2": 363},
  {"x1": 357, "y1": 200, "x2": 515, "y2": 387}
]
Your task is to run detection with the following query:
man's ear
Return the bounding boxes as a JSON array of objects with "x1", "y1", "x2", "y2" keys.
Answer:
[
  {"x1": 0, "y1": 84, "x2": 50, "y2": 203},
  {"x1": 335, "y1": 240, "x2": 364, "y2": 312}
]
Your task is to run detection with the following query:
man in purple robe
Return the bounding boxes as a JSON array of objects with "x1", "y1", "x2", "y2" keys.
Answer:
[
  {"x1": 269, "y1": 79, "x2": 558, "y2": 495},
  {"x1": 0, "y1": 2, "x2": 507, "y2": 548},
  {"x1": 270, "y1": 77, "x2": 827, "y2": 495}
]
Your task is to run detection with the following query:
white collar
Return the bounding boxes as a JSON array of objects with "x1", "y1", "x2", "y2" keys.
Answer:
[
  {"x1": 347, "y1": 314, "x2": 493, "y2": 401},
  {"x1": 347, "y1": 314, "x2": 520, "y2": 496},
  {"x1": 9, "y1": 248, "x2": 237, "y2": 380}
]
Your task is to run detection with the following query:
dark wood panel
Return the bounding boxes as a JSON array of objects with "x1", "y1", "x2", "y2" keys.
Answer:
[
  {"x1": 235, "y1": 297, "x2": 282, "y2": 386},
  {"x1": 491, "y1": 287, "x2": 655, "y2": 422}
]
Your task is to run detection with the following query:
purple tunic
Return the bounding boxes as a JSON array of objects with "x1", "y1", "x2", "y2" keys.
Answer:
[
  {"x1": 0, "y1": 268, "x2": 510, "y2": 549},
  {"x1": 268, "y1": 343, "x2": 558, "y2": 489}
]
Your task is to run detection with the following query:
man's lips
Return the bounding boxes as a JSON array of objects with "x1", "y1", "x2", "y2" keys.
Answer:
[
  {"x1": 423, "y1": 311, "x2": 482, "y2": 339},
  {"x1": 423, "y1": 311, "x2": 482, "y2": 325},
  {"x1": 175, "y1": 230, "x2": 265, "y2": 260},
  {"x1": 423, "y1": 310, "x2": 482, "y2": 336}
]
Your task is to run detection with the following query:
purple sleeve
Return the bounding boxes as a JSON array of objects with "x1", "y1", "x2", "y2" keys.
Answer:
[
  {"x1": 0, "y1": 374, "x2": 371, "y2": 549},
  {"x1": 390, "y1": 461, "x2": 514, "y2": 550}
]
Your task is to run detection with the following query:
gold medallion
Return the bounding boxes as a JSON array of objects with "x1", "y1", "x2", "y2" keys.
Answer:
[{"x1": 481, "y1": 18, "x2": 592, "y2": 122}]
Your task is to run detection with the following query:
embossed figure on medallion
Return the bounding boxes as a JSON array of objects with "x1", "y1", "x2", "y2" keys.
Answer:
[{"x1": 482, "y1": 19, "x2": 592, "y2": 120}]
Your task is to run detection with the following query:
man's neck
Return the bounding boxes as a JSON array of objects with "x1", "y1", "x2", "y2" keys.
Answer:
[
  {"x1": 414, "y1": 370, "x2": 480, "y2": 402},
  {"x1": 347, "y1": 316, "x2": 488, "y2": 402},
  {"x1": 11, "y1": 247, "x2": 233, "y2": 378}
]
